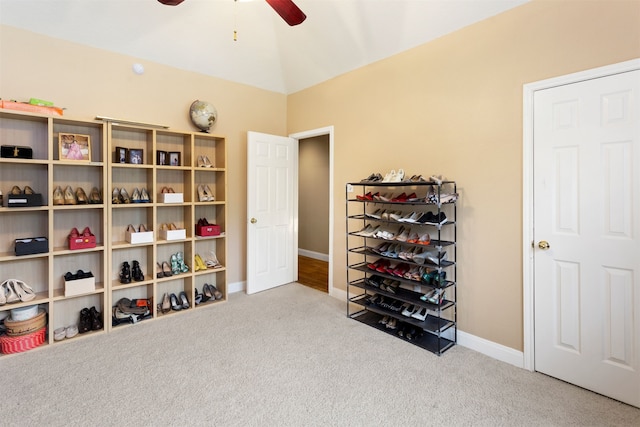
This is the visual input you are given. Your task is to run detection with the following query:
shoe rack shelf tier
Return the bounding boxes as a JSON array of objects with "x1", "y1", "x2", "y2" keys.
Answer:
[
  {"x1": 0, "y1": 110, "x2": 109, "y2": 353},
  {"x1": 346, "y1": 180, "x2": 457, "y2": 356},
  {"x1": 0, "y1": 110, "x2": 226, "y2": 356},
  {"x1": 107, "y1": 123, "x2": 227, "y2": 329}
]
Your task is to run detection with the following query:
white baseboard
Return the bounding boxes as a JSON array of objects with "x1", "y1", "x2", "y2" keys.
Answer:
[
  {"x1": 228, "y1": 281, "x2": 245, "y2": 294},
  {"x1": 326, "y1": 291, "x2": 524, "y2": 368},
  {"x1": 298, "y1": 249, "x2": 329, "y2": 262},
  {"x1": 457, "y1": 330, "x2": 524, "y2": 368}
]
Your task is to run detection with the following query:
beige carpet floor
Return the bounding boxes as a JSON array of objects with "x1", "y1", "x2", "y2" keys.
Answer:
[{"x1": 1, "y1": 283, "x2": 639, "y2": 426}]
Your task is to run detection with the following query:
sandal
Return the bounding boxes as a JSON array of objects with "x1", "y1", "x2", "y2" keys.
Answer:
[
  {"x1": 170, "y1": 254, "x2": 180, "y2": 275},
  {"x1": 175, "y1": 251, "x2": 189, "y2": 273},
  {"x1": 205, "y1": 251, "x2": 222, "y2": 269}
]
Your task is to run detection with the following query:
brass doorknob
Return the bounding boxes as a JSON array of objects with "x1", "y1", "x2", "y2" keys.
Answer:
[
  {"x1": 250, "y1": 218, "x2": 257, "y2": 224},
  {"x1": 538, "y1": 240, "x2": 550, "y2": 250}
]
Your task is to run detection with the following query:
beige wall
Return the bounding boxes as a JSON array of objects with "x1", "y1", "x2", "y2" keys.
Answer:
[
  {"x1": 2, "y1": 0, "x2": 639, "y2": 352},
  {"x1": 298, "y1": 135, "x2": 330, "y2": 255},
  {"x1": 287, "y1": 0, "x2": 640, "y2": 350},
  {"x1": 0, "y1": 24, "x2": 287, "y2": 286}
]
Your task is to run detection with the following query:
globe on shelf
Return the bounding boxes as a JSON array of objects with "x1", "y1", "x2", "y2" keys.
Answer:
[{"x1": 189, "y1": 100, "x2": 218, "y2": 133}]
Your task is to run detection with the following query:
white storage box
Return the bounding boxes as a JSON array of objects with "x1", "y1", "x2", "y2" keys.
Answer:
[
  {"x1": 11, "y1": 305, "x2": 39, "y2": 321},
  {"x1": 126, "y1": 229, "x2": 154, "y2": 244},
  {"x1": 64, "y1": 276, "x2": 96, "y2": 297},
  {"x1": 161, "y1": 193, "x2": 184, "y2": 204},
  {"x1": 159, "y1": 228, "x2": 186, "y2": 241}
]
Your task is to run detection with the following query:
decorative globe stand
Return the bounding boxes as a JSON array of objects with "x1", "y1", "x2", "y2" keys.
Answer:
[{"x1": 189, "y1": 100, "x2": 218, "y2": 133}]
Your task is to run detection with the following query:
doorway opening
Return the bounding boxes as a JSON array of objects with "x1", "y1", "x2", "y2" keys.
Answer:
[
  {"x1": 297, "y1": 134, "x2": 329, "y2": 292},
  {"x1": 291, "y1": 127, "x2": 334, "y2": 295}
]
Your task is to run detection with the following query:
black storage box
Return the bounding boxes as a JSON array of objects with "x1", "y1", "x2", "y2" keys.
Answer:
[
  {"x1": 1, "y1": 145, "x2": 33, "y2": 159},
  {"x1": 7, "y1": 193, "x2": 43, "y2": 207},
  {"x1": 15, "y1": 237, "x2": 48, "y2": 256}
]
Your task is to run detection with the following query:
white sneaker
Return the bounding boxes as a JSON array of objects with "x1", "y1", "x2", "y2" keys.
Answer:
[
  {"x1": 411, "y1": 306, "x2": 428, "y2": 321},
  {"x1": 382, "y1": 170, "x2": 396, "y2": 182},
  {"x1": 393, "y1": 169, "x2": 405, "y2": 182}
]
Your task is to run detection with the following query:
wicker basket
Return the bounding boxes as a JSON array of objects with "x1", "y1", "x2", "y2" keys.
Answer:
[
  {"x1": 0, "y1": 326, "x2": 46, "y2": 354},
  {"x1": 4, "y1": 308, "x2": 47, "y2": 336}
]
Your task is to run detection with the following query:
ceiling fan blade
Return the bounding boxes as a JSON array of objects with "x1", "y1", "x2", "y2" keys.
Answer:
[
  {"x1": 265, "y1": 0, "x2": 307, "y2": 26},
  {"x1": 157, "y1": 0, "x2": 184, "y2": 5}
]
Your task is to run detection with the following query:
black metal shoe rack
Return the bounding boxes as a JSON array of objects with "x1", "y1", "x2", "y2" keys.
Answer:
[{"x1": 345, "y1": 180, "x2": 457, "y2": 355}]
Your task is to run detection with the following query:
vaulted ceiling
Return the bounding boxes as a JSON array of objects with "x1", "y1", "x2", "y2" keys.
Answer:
[{"x1": 0, "y1": 0, "x2": 530, "y2": 94}]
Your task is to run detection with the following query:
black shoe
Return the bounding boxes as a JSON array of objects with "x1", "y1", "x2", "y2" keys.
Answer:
[
  {"x1": 170, "y1": 293, "x2": 181, "y2": 311},
  {"x1": 119, "y1": 262, "x2": 131, "y2": 284},
  {"x1": 78, "y1": 308, "x2": 91, "y2": 333},
  {"x1": 131, "y1": 260, "x2": 144, "y2": 282},
  {"x1": 76, "y1": 269, "x2": 93, "y2": 279},
  {"x1": 89, "y1": 306, "x2": 103, "y2": 330},
  {"x1": 179, "y1": 291, "x2": 190, "y2": 309}
]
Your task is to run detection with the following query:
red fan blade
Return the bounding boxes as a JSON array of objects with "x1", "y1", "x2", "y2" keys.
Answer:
[
  {"x1": 265, "y1": 0, "x2": 307, "y2": 26},
  {"x1": 157, "y1": 0, "x2": 184, "y2": 5}
]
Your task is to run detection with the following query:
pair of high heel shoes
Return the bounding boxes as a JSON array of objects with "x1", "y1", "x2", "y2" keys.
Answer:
[
  {"x1": 193, "y1": 251, "x2": 222, "y2": 271},
  {"x1": 53, "y1": 185, "x2": 101, "y2": 205},
  {"x1": 112, "y1": 187, "x2": 151, "y2": 204},
  {"x1": 158, "y1": 291, "x2": 189, "y2": 313},
  {"x1": 197, "y1": 155, "x2": 213, "y2": 168},
  {"x1": 126, "y1": 224, "x2": 148, "y2": 233},
  {"x1": 170, "y1": 252, "x2": 189, "y2": 275},
  {"x1": 197, "y1": 184, "x2": 214, "y2": 202},
  {"x1": 156, "y1": 261, "x2": 173, "y2": 278},
  {"x1": 10, "y1": 185, "x2": 35, "y2": 195},
  {"x1": 69, "y1": 226, "x2": 95, "y2": 239},
  {"x1": 119, "y1": 260, "x2": 145, "y2": 284}
]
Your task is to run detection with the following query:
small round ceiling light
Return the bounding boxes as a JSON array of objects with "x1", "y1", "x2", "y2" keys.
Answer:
[{"x1": 132, "y1": 63, "x2": 145, "y2": 75}]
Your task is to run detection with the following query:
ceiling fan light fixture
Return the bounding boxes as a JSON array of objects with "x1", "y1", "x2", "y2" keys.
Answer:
[
  {"x1": 265, "y1": 0, "x2": 306, "y2": 26},
  {"x1": 157, "y1": 0, "x2": 185, "y2": 5}
]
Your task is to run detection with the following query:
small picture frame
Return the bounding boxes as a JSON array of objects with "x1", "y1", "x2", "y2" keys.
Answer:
[
  {"x1": 115, "y1": 147, "x2": 128, "y2": 164},
  {"x1": 128, "y1": 149, "x2": 143, "y2": 165},
  {"x1": 169, "y1": 151, "x2": 181, "y2": 166},
  {"x1": 59, "y1": 133, "x2": 91, "y2": 162},
  {"x1": 156, "y1": 150, "x2": 168, "y2": 166}
]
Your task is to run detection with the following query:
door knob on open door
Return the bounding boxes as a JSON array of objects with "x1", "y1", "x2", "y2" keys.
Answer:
[
  {"x1": 250, "y1": 218, "x2": 257, "y2": 224},
  {"x1": 538, "y1": 240, "x2": 550, "y2": 250}
]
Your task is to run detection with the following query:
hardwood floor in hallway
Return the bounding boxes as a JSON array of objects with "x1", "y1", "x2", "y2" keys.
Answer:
[{"x1": 297, "y1": 255, "x2": 328, "y2": 293}]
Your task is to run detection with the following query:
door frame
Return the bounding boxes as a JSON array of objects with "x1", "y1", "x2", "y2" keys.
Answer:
[
  {"x1": 289, "y1": 126, "x2": 335, "y2": 295},
  {"x1": 522, "y1": 58, "x2": 640, "y2": 371}
]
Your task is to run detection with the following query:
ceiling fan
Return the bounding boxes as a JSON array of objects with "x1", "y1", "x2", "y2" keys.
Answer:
[{"x1": 157, "y1": 0, "x2": 307, "y2": 26}]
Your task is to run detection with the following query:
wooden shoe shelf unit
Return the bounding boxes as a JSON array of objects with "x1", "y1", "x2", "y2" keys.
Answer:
[
  {"x1": 0, "y1": 109, "x2": 227, "y2": 356},
  {"x1": 346, "y1": 180, "x2": 457, "y2": 355}
]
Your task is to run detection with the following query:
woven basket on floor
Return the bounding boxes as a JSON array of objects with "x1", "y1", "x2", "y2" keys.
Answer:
[
  {"x1": 4, "y1": 309, "x2": 47, "y2": 336},
  {"x1": 0, "y1": 326, "x2": 46, "y2": 354}
]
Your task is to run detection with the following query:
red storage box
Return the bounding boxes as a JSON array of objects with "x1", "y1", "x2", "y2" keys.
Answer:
[
  {"x1": 69, "y1": 234, "x2": 96, "y2": 250},
  {"x1": 196, "y1": 224, "x2": 220, "y2": 237},
  {"x1": 0, "y1": 326, "x2": 46, "y2": 354}
]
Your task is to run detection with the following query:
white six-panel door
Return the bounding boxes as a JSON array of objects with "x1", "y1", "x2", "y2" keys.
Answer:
[
  {"x1": 246, "y1": 131, "x2": 297, "y2": 294},
  {"x1": 533, "y1": 69, "x2": 640, "y2": 407}
]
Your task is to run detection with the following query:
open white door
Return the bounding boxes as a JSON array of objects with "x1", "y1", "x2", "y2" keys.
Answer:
[{"x1": 246, "y1": 131, "x2": 297, "y2": 294}]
